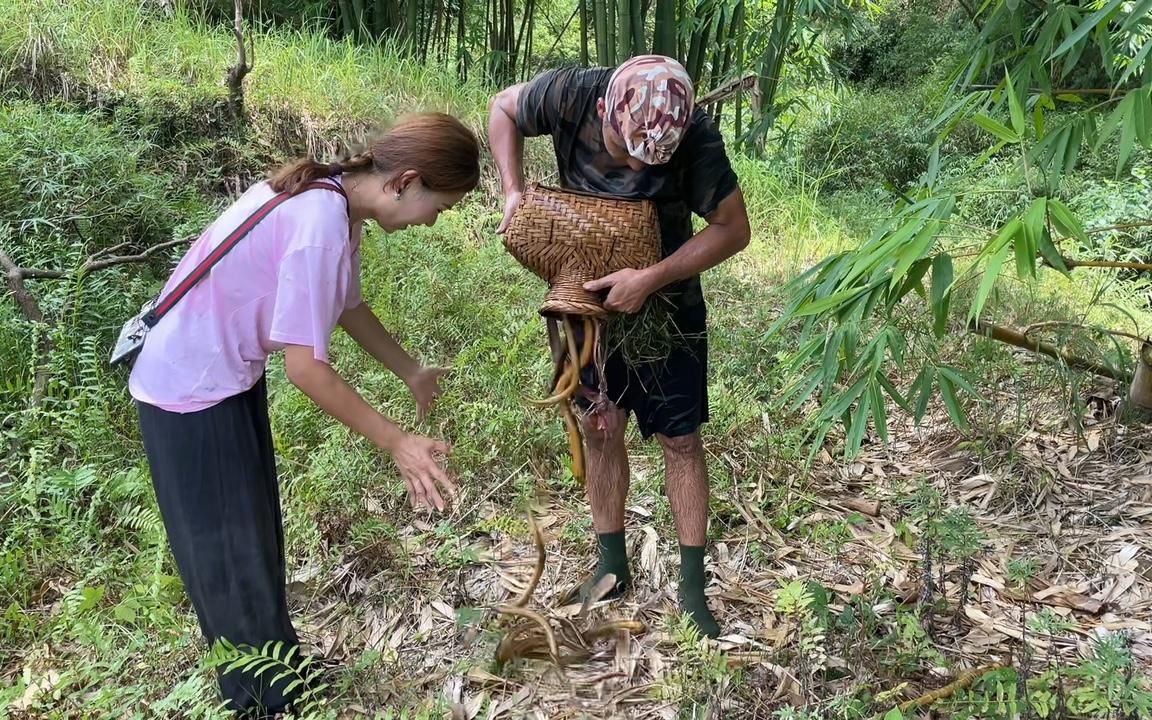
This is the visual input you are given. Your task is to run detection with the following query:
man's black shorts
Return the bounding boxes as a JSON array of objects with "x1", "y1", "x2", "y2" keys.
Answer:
[{"x1": 574, "y1": 295, "x2": 709, "y2": 440}]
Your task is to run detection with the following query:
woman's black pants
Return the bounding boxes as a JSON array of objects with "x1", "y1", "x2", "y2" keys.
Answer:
[{"x1": 136, "y1": 375, "x2": 301, "y2": 717}]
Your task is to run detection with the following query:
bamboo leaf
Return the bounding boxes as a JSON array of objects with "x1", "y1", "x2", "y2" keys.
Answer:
[
  {"x1": 1062, "y1": 119, "x2": 1083, "y2": 178},
  {"x1": 845, "y1": 385, "x2": 872, "y2": 458},
  {"x1": 969, "y1": 230, "x2": 1014, "y2": 322},
  {"x1": 937, "y1": 365, "x2": 981, "y2": 398},
  {"x1": 1017, "y1": 198, "x2": 1047, "y2": 279},
  {"x1": 1120, "y1": 0, "x2": 1152, "y2": 32},
  {"x1": 889, "y1": 220, "x2": 939, "y2": 291},
  {"x1": 795, "y1": 285, "x2": 872, "y2": 317},
  {"x1": 937, "y1": 372, "x2": 970, "y2": 430},
  {"x1": 925, "y1": 142, "x2": 941, "y2": 189},
  {"x1": 972, "y1": 139, "x2": 1009, "y2": 170},
  {"x1": 1006, "y1": 71, "x2": 1026, "y2": 136},
  {"x1": 785, "y1": 370, "x2": 824, "y2": 414},
  {"x1": 869, "y1": 377, "x2": 889, "y2": 446},
  {"x1": 820, "y1": 331, "x2": 842, "y2": 389},
  {"x1": 826, "y1": 374, "x2": 871, "y2": 420},
  {"x1": 973, "y1": 113, "x2": 1020, "y2": 143},
  {"x1": 877, "y1": 373, "x2": 911, "y2": 414},
  {"x1": 931, "y1": 253, "x2": 953, "y2": 338},
  {"x1": 1119, "y1": 37, "x2": 1152, "y2": 85},
  {"x1": 1050, "y1": 0, "x2": 1123, "y2": 61},
  {"x1": 1096, "y1": 92, "x2": 1133, "y2": 150},
  {"x1": 1134, "y1": 87, "x2": 1151, "y2": 148},
  {"x1": 893, "y1": 257, "x2": 933, "y2": 305},
  {"x1": 1117, "y1": 99, "x2": 1137, "y2": 175},
  {"x1": 1037, "y1": 226, "x2": 1069, "y2": 274},
  {"x1": 1048, "y1": 198, "x2": 1088, "y2": 247},
  {"x1": 912, "y1": 365, "x2": 934, "y2": 422}
]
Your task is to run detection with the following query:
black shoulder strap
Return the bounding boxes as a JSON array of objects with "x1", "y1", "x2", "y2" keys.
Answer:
[{"x1": 144, "y1": 181, "x2": 347, "y2": 327}]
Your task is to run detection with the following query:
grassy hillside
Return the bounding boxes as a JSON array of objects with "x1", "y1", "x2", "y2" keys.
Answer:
[{"x1": 2, "y1": 2, "x2": 1151, "y2": 719}]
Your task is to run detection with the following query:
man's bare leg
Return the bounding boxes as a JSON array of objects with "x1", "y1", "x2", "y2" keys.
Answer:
[
  {"x1": 577, "y1": 404, "x2": 632, "y2": 599},
  {"x1": 658, "y1": 431, "x2": 719, "y2": 638}
]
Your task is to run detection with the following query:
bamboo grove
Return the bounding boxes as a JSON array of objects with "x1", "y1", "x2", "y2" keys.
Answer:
[{"x1": 223, "y1": 0, "x2": 878, "y2": 150}]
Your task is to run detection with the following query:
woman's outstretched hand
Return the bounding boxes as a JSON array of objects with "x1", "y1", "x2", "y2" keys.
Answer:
[
  {"x1": 404, "y1": 365, "x2": 451, "y2": 420},
  {"x1": 391, "y1": 433, "x2": 455, "y2": 512}
]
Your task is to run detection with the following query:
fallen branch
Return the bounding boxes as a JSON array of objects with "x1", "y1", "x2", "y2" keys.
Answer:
[
  {"x1": 969, "y1": 320, "x2": 1133, "y2": 383},
  {"x1": 17, "y1": 237, "x2": 190, "y2": 280},
  {"x1": 0, "y1": 246, "x2": 52, "y2": 406},
  {"x1": 840, "y1": 497, "x2": 881, "y2": 517},
  {"x1": 1084, "y1": 221, "x2": 1152, "y2": 235},
  {"x1": 698, "y1": 72, "x2": 759, "y2": 107},
  {"x1": 1022, "y1": 320, "x2": 1147, "y2": 346},
  {"x1": 0, "y1": 236, "x2": 192, "y2": 407},
  {"x1": 224, "y1": 0, "x2": 252, "y2": 126},
  {"x1": 0, "y1": 247, "x2": 47, "y2": 323},
  {"x1": 1061, "y1": 257, "x2": 1152, "y2": 273},
  {"x1": 898, "y1": 662, "x2": 1007, "y2": 712}
]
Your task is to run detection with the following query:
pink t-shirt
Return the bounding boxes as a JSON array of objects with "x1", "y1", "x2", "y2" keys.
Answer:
[{"x1": 128, "y1": 178, "x2": 361, "y2": 413}]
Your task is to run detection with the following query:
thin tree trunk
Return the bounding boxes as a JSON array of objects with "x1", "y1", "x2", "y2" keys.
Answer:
[
  {"x1": 606, "y1": 0, "x2": 618, "y2": 65},
  {"x1": 579, "y1": 0, "x2": 589, "y2": 65},
  {"x1": 734, "y1": 0, "x2": 745, "y2": 137},
  {"x1": 224, "y1": 0, "x2": 251, "y2": 129},
  {"x1": 653, "y1": 0, "x2": 675, "y2": 56},
  {"x1": 630, "y1": 0, "x2": 643, "y2": 55},
  {"x1": 713, "y1": 4, "x2": 738, "y2": 123},
  {"x1": 685, "y1": 3, "x2": 715, "y2": 84},
  {"x1": 372, "y1": 0, "x2": 388, "y2": 38},
  {"x1": 618, "y1": 0, "x2": 633, "y2": 62},
  {"x1": 336, "y1": 0, "x2": 356, "y2": 38},
  {"x1": 504, "y1": 0, "x2": 516, "y2": 82},
  {"x1": 350, "y1": 0, "x2": 366, "y2": 41},
  {"x1": 458, "y1": 0, "x2": 468, "y2": 80},
  {"x1": 592, "y1": 0, "x2": 610, "y2": 66},
  {"x1": 516, "y1": 0, "x2": 536, "y2": 82},
  {"x1": 746, "y1": 0, "x2": 797, "y2": 151},
  {"x1": 406, "y1": 0, "x2": 420, "y2": 53}
]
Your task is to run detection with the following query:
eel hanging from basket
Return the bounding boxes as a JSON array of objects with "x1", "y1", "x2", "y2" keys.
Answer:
[{"x1": 501, "y1": 183, "x2": 662, "y2": 483}]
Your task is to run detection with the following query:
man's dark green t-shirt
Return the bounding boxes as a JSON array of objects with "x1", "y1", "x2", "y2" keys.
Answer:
[{"x1": 515, "y1": 65, "x2": 740, "y2": 317}]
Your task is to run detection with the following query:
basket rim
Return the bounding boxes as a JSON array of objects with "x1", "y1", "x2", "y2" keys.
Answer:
[{"x1": 523, "y1": 182, "x2": 655, "y2": 206}]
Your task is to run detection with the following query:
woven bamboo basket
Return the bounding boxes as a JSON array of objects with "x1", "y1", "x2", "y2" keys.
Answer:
[{"x1": 502, "y1": 183, "x2": 662, "y2": 317}]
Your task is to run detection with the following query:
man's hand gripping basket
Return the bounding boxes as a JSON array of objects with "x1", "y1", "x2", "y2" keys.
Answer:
[
  {"x1": 503, "y1": 183, "x2": 662, "y2": 317},
  {"x1": 501, "y1": 184, "x2": 662, "y2": 483}
]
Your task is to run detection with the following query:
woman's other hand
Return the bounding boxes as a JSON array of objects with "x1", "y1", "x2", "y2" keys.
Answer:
[{"x1": 391, "y1": 433, "x2": 456, "y2": 511}]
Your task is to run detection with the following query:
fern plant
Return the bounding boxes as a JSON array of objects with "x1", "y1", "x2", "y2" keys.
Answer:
[{"x1": 205, "y1": 638, "x2": 332, "y2": 718}]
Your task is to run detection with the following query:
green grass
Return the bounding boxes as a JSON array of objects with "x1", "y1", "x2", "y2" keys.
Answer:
[{"x1": 0, "y1": 0, "x2": 491, "y2": 125}]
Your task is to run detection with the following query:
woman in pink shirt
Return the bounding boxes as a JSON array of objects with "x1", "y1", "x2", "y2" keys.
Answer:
[{"x1": 128, "y1": 112, "x2": 480, "y2": 716}]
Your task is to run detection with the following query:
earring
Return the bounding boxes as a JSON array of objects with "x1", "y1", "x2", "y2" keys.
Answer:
[{"x1": 394, "y1": 191, "x2": 402, "y2": 201}]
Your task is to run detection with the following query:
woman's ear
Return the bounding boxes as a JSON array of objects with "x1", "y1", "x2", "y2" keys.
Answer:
[{"x1": 395, "y1": 169, "x2": 421, "y2": 195}]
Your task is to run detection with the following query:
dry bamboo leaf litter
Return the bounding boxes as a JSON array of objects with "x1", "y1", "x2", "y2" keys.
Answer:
[{"x1": 259, "y1": 414, "x2": 1152, "y2": 718}]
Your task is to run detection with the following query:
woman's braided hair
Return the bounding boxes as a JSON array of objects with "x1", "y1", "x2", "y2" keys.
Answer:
[{"x1": 269, "y1": 112, "x2": 480, "y2": 195}]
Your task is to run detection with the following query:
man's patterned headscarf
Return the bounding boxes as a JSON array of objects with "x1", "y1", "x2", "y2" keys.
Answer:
[{"x1": 604, "y1": 55, "x2": 695, "y2": 165}]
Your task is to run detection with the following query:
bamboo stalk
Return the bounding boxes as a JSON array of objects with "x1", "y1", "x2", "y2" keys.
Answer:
[
  {"x1": 969, "y1": 320, "x2": 1132, "y2": 383},
  {"x1": 1063, "y1": 258, "x2": 1152, "y2": 272}
]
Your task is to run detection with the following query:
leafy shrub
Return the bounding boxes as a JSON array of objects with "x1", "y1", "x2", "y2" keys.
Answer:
[
  {"x1": 0, "y1": 101, "x2": 214, "y2": 432},
  {"x1": 829, "y1": 1, "x2": 970, "y2": 88},
  {"x1": 799, "y1": 80, "x2": 984, "y2": 193}
]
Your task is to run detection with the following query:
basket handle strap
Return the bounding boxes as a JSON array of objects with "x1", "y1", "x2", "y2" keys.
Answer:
[{"x1": 143, "y1": 180, "x2": 348, "y2": 327}]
